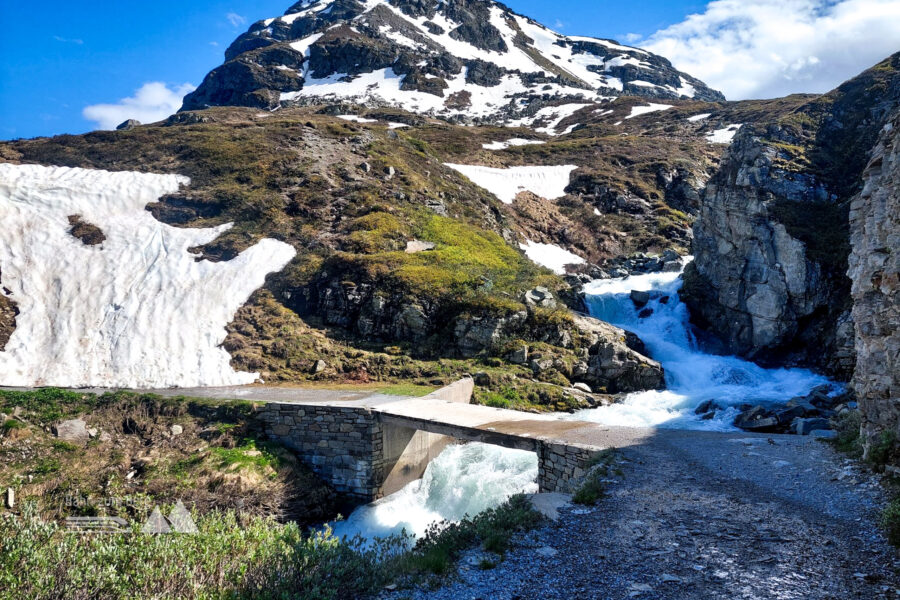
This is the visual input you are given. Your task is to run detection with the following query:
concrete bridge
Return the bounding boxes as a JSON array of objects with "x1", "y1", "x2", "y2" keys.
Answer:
[{"x1": 252, "y1": 379, "x2": 648, "y2": 501}]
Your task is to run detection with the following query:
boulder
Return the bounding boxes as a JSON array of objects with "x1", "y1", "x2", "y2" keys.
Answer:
[
  {"x1": 630, "y1": 290, "x2": 650, "y2": 308},
  {"x1": 53, "y1": 418, "x2": 89, "y2": 442},
  {"x1": 571, "y1": 314, "x2": 665, "y2": 393},
  {"x1": 170, "y1": 424, "x2": 184, "y2": 436},
  {"x1": 116, "y1": 119, "x2": 140, "y2": 131},
  {"x1": 506, "y1": 345, "x2": 528, "y2": 365},
  {"x1": 792, "y1": 417, "x2": 832, "y2": 435},
  {"x1": 573, "y1": 382, "x2": 592, "y2": 393},
  {"x1": 524, "y1": 287, "x2": 557, "y2": 309},
  {"x1": 734, "y1": 406, "x2": 780, "y2": 432}
]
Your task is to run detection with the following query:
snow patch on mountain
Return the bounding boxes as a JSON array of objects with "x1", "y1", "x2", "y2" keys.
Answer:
[
  {"x1": 443, "y1": 164, "x2": 577, "y2": 204},
  {"x1": 707, "y1": 124, "x2": 743, "y2": 144},
  {"x1": 0, "y1": 164, "x2": 296, "y2": 388},
  {"x1": 482, "y1": 139, "x2": 546, "y2": 150},
  {"x1": 626, "y1": 103, "x2": 673, "y2": 119},
  {"x1": 519, "y1": 240, "x2": 586, "y2": 274}
]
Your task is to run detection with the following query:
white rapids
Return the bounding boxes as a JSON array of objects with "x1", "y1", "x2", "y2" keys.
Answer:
[
  {"x1": 572, "y1": 263, "x2": 832, "y2": 430},
  {"x1": 0, "y1": 163, "x2": 296, "y2": 388},
  {"x1": 333, "y1": 442, "x2": 538, "y2": 542}
]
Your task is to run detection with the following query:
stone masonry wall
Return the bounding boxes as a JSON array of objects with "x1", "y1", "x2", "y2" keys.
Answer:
[
  {"x1": 538, "y1": 442, "x2": 598, "y2": 493},
  {"x1": 257, "y1": 403, "x2": 385, "y2": 499}
]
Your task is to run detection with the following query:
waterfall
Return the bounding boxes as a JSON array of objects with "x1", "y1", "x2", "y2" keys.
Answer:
[{"x1": 572, "y1": 263, "x2": 832, "y2": 430}]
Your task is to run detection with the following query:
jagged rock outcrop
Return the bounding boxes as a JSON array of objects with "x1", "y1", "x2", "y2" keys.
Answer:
[
  {"x1": 849, "y1": 111, "x2": 900, "y2": 452},
  {"x1": 183, "y1": 0, "x2": 723, "y2": 125},
  {"x1": 682, "y1": 53, "x2": 900, "y2": 378}
]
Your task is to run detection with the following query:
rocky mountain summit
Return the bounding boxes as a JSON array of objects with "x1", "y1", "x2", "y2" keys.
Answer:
[{"x1": 183, "y1": 0, "x2": 723, "y2": 126}]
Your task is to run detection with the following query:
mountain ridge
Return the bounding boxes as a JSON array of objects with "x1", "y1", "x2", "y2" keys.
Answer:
[{"x1": 182, "y1": 0, "x2": 724, "y2": 126}]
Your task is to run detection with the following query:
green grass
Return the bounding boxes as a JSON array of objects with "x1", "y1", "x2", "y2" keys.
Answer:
[
  {"x1": 376, "y1": 384, "x2": 436, "y2": 397},
  {"x1": 209, "y1": 438, "x2": 284, "y2": 472},
  {"x1": 0, "y1": 495, "x2": 542, "y2": 600},
  {"x1": 2, "y1": 419, "x2": 23, "y2": 432}
]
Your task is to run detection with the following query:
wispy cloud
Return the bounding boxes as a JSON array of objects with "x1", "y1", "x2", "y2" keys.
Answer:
[
  {"x1": 553, "y1": 19, "x2": 565, "y2": 31},
  {"x1": 622, "y1": 33, "x2": 643, "y2": 44},
  {"x1": 53, "y1": 35, "x2": 83, "y2": 45},
  {"x1": 226, "y1": 12, "x2": 246, "y2": 27},
  {"x1": 643, "y1": 0, "x2": 900, "y2": 100},
  {"x1": 82, "y1": 82, "x2": 195, "y2": 130}
]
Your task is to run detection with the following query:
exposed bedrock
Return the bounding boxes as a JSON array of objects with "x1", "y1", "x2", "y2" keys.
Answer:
[
  {"x1": 681, "y1": 128, "x2": 855, "y2": 377},
  {"x1": 849, "y1": 110, "x2": 900, "y2": 454},
  {"x1": 682, "y1": 53, "x2": 900, "y2": 379}
]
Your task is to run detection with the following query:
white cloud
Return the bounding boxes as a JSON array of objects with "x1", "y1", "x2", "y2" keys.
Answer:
[
  {"x1": 226, "y1": 12, "x2": 246, "y2": 27},
  {"x1": 643, "y1": 0, "x2": 900, "y2": 100},
  {"x1": 622, "y1": 33, "x2": 643, "y2": 44},
  {"x1": 53, "y1": 35, "x2": 83, "y2": 45},
  {"x1": 82, "y1": 82, "x2": 195, "y2": 130}
]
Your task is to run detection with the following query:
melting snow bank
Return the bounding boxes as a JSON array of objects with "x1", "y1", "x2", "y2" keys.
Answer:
[
  {"x1": 482, "y1": 138, "x2": 546, "y2": 150},
  {"x1": 0, "y1": 164, "x2": 296, "y2": 388},
  {"x1": 707, "y1": 124, "x2": 743, "y2": 144},
  {"x1": 571, "y1": 265, "x2": 831, "y2": 430},
  {"x1": 333, "y1": 443, "x2": 538, "y2": 542},
  {"x1": 444, "y1": 163, "x2": 577, "y2": 204},
  {"x1": 625, "y1": 103, "x2": 673, "y2": 119},
  {"x1": 519, "y1": 240, "x2": 585, "y2": 275}
]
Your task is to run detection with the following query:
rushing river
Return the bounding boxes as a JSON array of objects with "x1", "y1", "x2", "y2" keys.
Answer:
[{"x1": 335, "y1": 263, "x2": 830, "y2": 540}]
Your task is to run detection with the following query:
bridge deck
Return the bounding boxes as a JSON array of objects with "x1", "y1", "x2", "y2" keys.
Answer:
[{"x1": 371, "y1": 396, "x2": 652, "y2": 452}]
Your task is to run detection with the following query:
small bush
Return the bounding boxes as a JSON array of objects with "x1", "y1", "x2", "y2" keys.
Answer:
[
  {"x1": 868, "y1": 431, "x2": 897, "y2": 469},
  {"x1": 882, "y1": 497, "x2": 900, "y2": 546}
]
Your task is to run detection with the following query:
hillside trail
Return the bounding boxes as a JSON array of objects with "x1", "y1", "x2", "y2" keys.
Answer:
[{"x1": 408, "y1": 429, "x2": 899, "y2": 600}]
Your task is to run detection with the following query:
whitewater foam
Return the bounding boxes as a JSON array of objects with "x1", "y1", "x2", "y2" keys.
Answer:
[
  {"x1": 0, "y1": 164, "x2": 296, "y2": 388},
  {"x1": 572, "y1": 263, "x2": 832, "y2": 430},
  {"x1": 333, "y1": 442, "x2": 538, "y2": 542}
]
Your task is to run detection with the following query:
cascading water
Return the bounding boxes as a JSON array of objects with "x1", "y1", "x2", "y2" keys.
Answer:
[
  {"x1": 332, "y1": 443, "x2": 537, "y2": 542},
  {"x1": 573, "y1": 262, "x2": 832, "y2": 429},
  {"x1": 334, "y1": 262, "x2": 832, "y2": 542}
]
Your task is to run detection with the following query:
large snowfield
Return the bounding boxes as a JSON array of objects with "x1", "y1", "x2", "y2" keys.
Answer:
[{"x1": 0, "y1": 164, "x2": 296, "y2": 388}]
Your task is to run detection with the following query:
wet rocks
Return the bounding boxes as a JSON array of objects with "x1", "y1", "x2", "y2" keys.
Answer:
[{"x1": 729, "y1": 385, "x2": 856, "y2": 435}]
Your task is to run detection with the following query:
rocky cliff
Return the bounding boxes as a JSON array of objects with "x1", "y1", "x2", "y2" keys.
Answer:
[
  {"x1": 682, "y1": 54, "x2": 900, "y2": 379},
  {"x1": 849, "y1": 110, "x2": 900, "y2": 453}
]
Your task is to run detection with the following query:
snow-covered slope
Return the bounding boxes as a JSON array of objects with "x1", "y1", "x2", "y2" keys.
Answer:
[
  {"x1": 0, "y1": 164, "x2": 296, "y2": 388},
  {"x1": 444, "y1": 163, "x2": 577, "y2": 204},
  {"x1": 183, "y1": 0, "x2": 724, "y2": 126}
]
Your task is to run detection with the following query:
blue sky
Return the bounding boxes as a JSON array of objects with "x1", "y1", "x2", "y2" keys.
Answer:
[{"x1": 2, "y1": 0, "x2": 899, "y2": 140}]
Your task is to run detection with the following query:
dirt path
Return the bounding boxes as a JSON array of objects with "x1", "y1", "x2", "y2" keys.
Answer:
[{"x1": 410, "y1": 430, "x2": 899, "y2": 600}]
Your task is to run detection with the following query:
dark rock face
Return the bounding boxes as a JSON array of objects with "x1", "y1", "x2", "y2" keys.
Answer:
[
  {"x1": 67, "y1": 215, "x2": 106, "y2": 246},
  {"x1": 279, "y1": 270, "x2": 663, "y2": 393},
  {"x1": 849, "y1": 109, "x2": 900, "y2": 455},
  {"x1": 182, "y1": 0, "x2": 723, "y2": 123},
  {"x1": 682, "y1": 54, "x2": 900, "y2": 379},
  {"x1": 0, "y1": 268, "x2": 16, "y2": 352}
]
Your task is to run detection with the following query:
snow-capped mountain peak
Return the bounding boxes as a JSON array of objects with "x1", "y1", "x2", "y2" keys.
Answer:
[{"x1": 183, "y1": 0, "x2": 724, "y2": 125}]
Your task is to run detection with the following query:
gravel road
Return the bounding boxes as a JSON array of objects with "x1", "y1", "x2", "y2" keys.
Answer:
[{"x1": 405, "y1": 430, "x2": 899, "y2": 600}]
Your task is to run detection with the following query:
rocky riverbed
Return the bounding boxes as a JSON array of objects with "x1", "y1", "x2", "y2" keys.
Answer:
[{"x1": 399, "y1": 430, "x2": 898, "y2": 600}]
